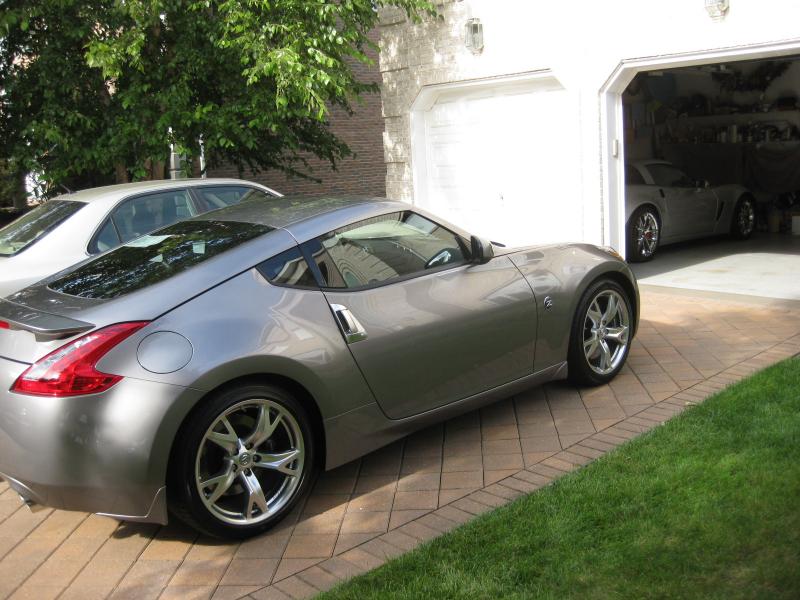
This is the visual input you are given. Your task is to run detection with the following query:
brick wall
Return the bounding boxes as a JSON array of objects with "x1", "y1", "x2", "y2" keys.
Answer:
[{"x1": 208, "y1": 36, "x2": 386, "y2": 198}]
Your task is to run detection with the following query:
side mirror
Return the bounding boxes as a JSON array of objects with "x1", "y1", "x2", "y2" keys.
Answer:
[{"x1": 470, "y1": 235, "x2": 494, "y2": 264}]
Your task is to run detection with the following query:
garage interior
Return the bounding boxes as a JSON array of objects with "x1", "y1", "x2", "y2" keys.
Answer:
[{"x1": 622, "y1": 55, "x2": 800, "y2": 301}]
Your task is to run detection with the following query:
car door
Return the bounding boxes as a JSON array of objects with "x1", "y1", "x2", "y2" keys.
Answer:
[
  {"x1": 302, "y1": 210, "x2": 537, "y2": 420},
  {"x1": 647, "y1": 163, "x2": 717, "y2": 238}
]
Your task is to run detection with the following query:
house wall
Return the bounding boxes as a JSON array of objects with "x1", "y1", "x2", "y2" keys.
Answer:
[{"x1": 379, "y1": 0, "x2": 800, "y2": 247}]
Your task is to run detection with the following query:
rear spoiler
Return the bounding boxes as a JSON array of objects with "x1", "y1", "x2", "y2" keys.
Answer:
[{"x1": 0, "y1": 299, "x2": 93, "y2": 341}]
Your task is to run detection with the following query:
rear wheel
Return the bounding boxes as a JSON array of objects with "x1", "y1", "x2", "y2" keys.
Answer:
[
  {"x1": 731, "y1": 195, "x2": 755, "y2": 239},
  {"x1": 568, "y1": 279, "x2": 633, "y2": 386},
  {"x1": 626, "y1": 206, "x2": 660, "y2": 262},
  {"x1": 169, "y1": 383, "x2": 316, "y2": 539}
]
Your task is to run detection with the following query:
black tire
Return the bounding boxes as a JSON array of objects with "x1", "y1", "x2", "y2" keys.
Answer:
[
  {"x1": 568, "y1": 279, "x2": 633, "y2": 386},
  {"x1": 730, "y1": 195, "x2": 756, "y2": 240},
  {"x1": 626, "y1": 205, "x2": 660, "y2": 263},
  {"x1": 169, "y1": 383, "x2": 317, "y2": 539}
]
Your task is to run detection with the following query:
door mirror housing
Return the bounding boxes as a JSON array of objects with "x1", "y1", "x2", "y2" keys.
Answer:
[{"x1": 470, "y1": 235, "x2": 495, "y2": 264}]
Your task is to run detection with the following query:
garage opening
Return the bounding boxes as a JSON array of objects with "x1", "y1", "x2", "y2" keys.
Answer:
[{"x1": 621, "y1": 56, "x2": 800, "y2": 301}]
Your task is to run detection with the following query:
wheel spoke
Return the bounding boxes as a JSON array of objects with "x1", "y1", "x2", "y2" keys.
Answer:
[
  {"x1": 587, "y1": 300, "x2": 602, "y2": 327},
  {"x1": 254, "y1": 448, "x2": 303, "y2": 477},
  {"x1": 200, "y1": 463, "x2": 236, "y2": 504},
  {"x1": 584, "y1": 334, "x2": 599, "y2": 359},
  {"x1": 602, "y1": 294, "x2": 618, "y2": 323},
  {"x1": 240, "y1": 470, "x2": 269, "y2": 519},
  {"x1": 245, "y1": 405, "x2": 282, "y2": 449},
  {"x1": 604, "y1": 325, "x2": 629, "y2": 345},
  {"x1": 599, "y1": 340, "x2": 612, "y2": 371},
  {"x1": 207, "y1": 417, "x2": 239, "y2": 454}
]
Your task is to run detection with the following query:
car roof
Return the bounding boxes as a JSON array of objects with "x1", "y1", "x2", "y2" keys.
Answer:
[
  {"x1": 48, "y1": 178, "x2": 277, "y2": 208},
  {"x1": 195, "y1": 196, "x2": 410, "y2": 230}
]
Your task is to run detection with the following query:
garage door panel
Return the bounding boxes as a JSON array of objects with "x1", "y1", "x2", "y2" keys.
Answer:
[{"x1": 418, "y1": 79, "x2": 581, "y2": 247}]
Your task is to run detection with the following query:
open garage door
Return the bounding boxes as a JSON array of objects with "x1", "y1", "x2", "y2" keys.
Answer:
[
  {"x1": 620, "y1": 56, "x2": 800, "y2": 301},
  {"x1": 412, "y1": 76, "x2": 580, "y2": 247}
]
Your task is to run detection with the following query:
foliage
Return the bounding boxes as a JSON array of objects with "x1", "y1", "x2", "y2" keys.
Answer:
[
  {"x1": 322, "y1": 357, "x2": 800, "y2": 599},
  {"x1": 0, "y1": 1, "x2": 436, "y2": 195}
]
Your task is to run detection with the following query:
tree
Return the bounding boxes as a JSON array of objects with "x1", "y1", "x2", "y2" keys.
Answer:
[{"x1": 0, "y1": 0, "x2": 435, "y2": 195}]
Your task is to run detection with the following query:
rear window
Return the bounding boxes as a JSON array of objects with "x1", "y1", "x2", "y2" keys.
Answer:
[
  {"x1": 0, "y1": 201, "x2": 85, "y2": 257},
  {"x1": 48, "y1": 220, "x2": 272, "y2": 299}
]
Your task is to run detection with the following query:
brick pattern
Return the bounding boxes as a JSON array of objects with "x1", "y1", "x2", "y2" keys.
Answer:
[
  {"x1": 0, "y1": 287, "x2": 799, "y2": 600},
  {"x1": 208, "y1": 33, "x2": 387, "y2": 199}
]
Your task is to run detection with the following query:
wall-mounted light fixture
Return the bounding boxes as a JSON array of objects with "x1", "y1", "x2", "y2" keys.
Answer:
[
  {"x1": 704, "y1": 0, "x2": 729, "y2": 20},
  {"x1": 464, "y1": 18, "x2": 484, "y2": 54}
]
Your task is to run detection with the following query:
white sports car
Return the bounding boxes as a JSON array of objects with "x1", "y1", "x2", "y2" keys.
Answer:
[{"x1": 625, "y1": 160, "x2": 755, "y2": 262}]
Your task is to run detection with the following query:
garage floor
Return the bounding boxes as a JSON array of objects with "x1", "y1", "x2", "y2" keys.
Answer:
[
  {"x1": 1, "y1": 288, "x2": 799, "y2": 599},
  {"x1": 630, "y1": 233, "x2": 800, "y2": 301}
]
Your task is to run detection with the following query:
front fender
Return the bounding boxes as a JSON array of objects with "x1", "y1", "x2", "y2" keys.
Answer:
[{"x1": 509, "y1": 244, "x2": 638, "y2": 371}]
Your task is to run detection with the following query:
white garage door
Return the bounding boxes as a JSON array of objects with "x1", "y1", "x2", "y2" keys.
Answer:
[{"x1": 416, "y1": 78, "x2": 581, "y2": 247}]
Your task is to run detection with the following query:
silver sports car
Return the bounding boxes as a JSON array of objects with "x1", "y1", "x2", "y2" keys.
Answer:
[
  {"x1": 625, "y1": 160, "x2": 755, "y2": 262},
  {"x1": 0, "y1": 196, "x2": 639, "y2": 538}
]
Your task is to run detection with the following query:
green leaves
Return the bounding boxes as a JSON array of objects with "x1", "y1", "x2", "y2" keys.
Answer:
[{"x1": 1, "y1": 0, "x2": 436, "y2": 194}]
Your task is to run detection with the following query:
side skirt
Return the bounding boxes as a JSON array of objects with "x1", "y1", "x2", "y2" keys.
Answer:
[{"x1": 323, "y1": 361, "x2": 569, "y2": 470}]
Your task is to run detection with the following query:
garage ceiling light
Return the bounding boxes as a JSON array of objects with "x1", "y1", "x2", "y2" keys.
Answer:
[
  {"x1": 705, "y1": 0, "x2": 730, "y2": 20},
  {"x1": 464, "y1": 18, "x2": 484, "y2": 54}
]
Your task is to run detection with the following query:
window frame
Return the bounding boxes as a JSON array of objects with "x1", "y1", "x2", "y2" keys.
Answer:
[
  {"x1": 86, "y1": 187, "x2": 200, "y2": 255},
  {"x1": 256, "y1": 245, "x2": 321, "y2": 291},
  {"x1": 300, "y1": 210, "x2": 473, "y2": 293}
]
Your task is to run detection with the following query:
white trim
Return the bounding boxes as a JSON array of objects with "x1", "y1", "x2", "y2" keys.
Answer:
[{"x1": 599, "y1": 37, "x2": 800, "y2": 258}]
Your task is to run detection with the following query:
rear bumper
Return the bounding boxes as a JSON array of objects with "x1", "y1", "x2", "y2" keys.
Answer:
[{"x1": 0, "y1": 356, "x2": 202, "y2": 523}]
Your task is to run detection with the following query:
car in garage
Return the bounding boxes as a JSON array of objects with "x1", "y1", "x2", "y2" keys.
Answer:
[
  {"x1": 0, "y1": 179, "x2": 281, "y2": 298},
  {"x1": 0, "y1": 196, "x2": 638, "y2": 538},
  {"x1": 625, "y1": 160, "x2": 756, "y2": 262}
]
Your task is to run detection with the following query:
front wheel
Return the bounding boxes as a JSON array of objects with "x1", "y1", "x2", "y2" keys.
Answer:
[
  {"x1": 568, "y1": 280, "x2": 633, "y2": 386},
  {"x1": 169, "y1": 383, "x2": 316, "y2": 539},
  {"x1": 626, "y1": 206, "x2": 660, "y2": 262},
  {"x1": 730, "y1": 195, "x2": 755, "y2": 239}
]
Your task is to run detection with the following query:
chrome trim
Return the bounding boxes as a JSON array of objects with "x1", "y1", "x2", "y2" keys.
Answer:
[{"x1": 330, "y1": 303, "x2": 369, "y2": 344}]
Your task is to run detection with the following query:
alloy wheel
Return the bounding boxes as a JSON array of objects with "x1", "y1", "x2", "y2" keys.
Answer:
[
  {"x1": 737, "y1": 199, "x2": 755, "y2": 236},
  {"x1": 582, "y1": 289, "x2": 630, "y2": 376},
  {"x1": 195, "y1": 399, "x2": 305, "y2": 525},
  {"x1": 635, "y1": 212, "x2": 659, "y2": 258}
]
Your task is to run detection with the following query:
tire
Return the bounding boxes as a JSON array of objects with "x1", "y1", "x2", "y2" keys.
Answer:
[
  {"x1": 169, "y1": 383, "x2": 317, "y2": 539},
  {"x1": 730, "y1": 195, "x2": 755, "y2": 240},
  {"x1": 568, "y1": 279, "x2": 633, "y2": 386},
  {"x1": 626, "y1": 206, "x2": 660, "y2": 262}
]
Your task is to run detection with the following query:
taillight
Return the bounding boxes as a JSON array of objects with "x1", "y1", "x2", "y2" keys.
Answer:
[
  {"x1": 11, "y1": 322, "x2": 149, "y2": 397},
  {"x1": 0, "y1": 321, "x2": 9, "y2": 329}
]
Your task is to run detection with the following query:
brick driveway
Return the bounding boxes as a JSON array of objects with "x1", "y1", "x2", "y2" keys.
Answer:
[{"x1": 1, "y1": 286, "x2": 799, "y2": 600}]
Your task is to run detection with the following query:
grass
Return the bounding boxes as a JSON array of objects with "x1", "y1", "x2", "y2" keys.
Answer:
[{"x1": 320, "y1": 358, "x2": 800, "y2": 600}]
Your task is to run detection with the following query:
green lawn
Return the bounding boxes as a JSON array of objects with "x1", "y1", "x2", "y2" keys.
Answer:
[{"x1": 321, "y1": 358, "x2": 800, "y2": 600}]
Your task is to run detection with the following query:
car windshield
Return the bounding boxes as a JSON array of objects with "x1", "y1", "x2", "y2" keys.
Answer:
[
  {"x1": 0, "y1": 200, "x2": 85, "y2": 257},
  {"x1": 48, "y1": 220, "x2": 272, "y2": 299}
]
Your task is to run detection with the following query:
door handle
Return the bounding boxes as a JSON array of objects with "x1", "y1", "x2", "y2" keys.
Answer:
[{"x1": 330, "y1": 304, "x2": 368, "y2": 344}]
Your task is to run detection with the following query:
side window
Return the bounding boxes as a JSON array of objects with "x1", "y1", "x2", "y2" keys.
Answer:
[
  {"x1": 648, "y1": 164, "x2": 693, "y2": 188},
  {"x1": 195, "y1": 186, "x2": 273, "y2": 211},
  {"x1": 112, "y1": 190, "x2": 196, "y2": 243},
  {"x1": 88, "y1": 218, "x2": 121, "y2": 254},
  {"x1": 625, "y1": 165, "x2": 646, "y2": 185},
  {"x1": 306, "y1": 211, "x2": 468, "y2": 289},
  {"x1": 257, "y1": 247, "x2": 318, "y2": 288}
]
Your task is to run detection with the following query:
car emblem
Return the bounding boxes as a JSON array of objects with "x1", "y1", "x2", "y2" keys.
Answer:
[{"x1": 544, "y1": 296, "x2": 553, "y2": 310}]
